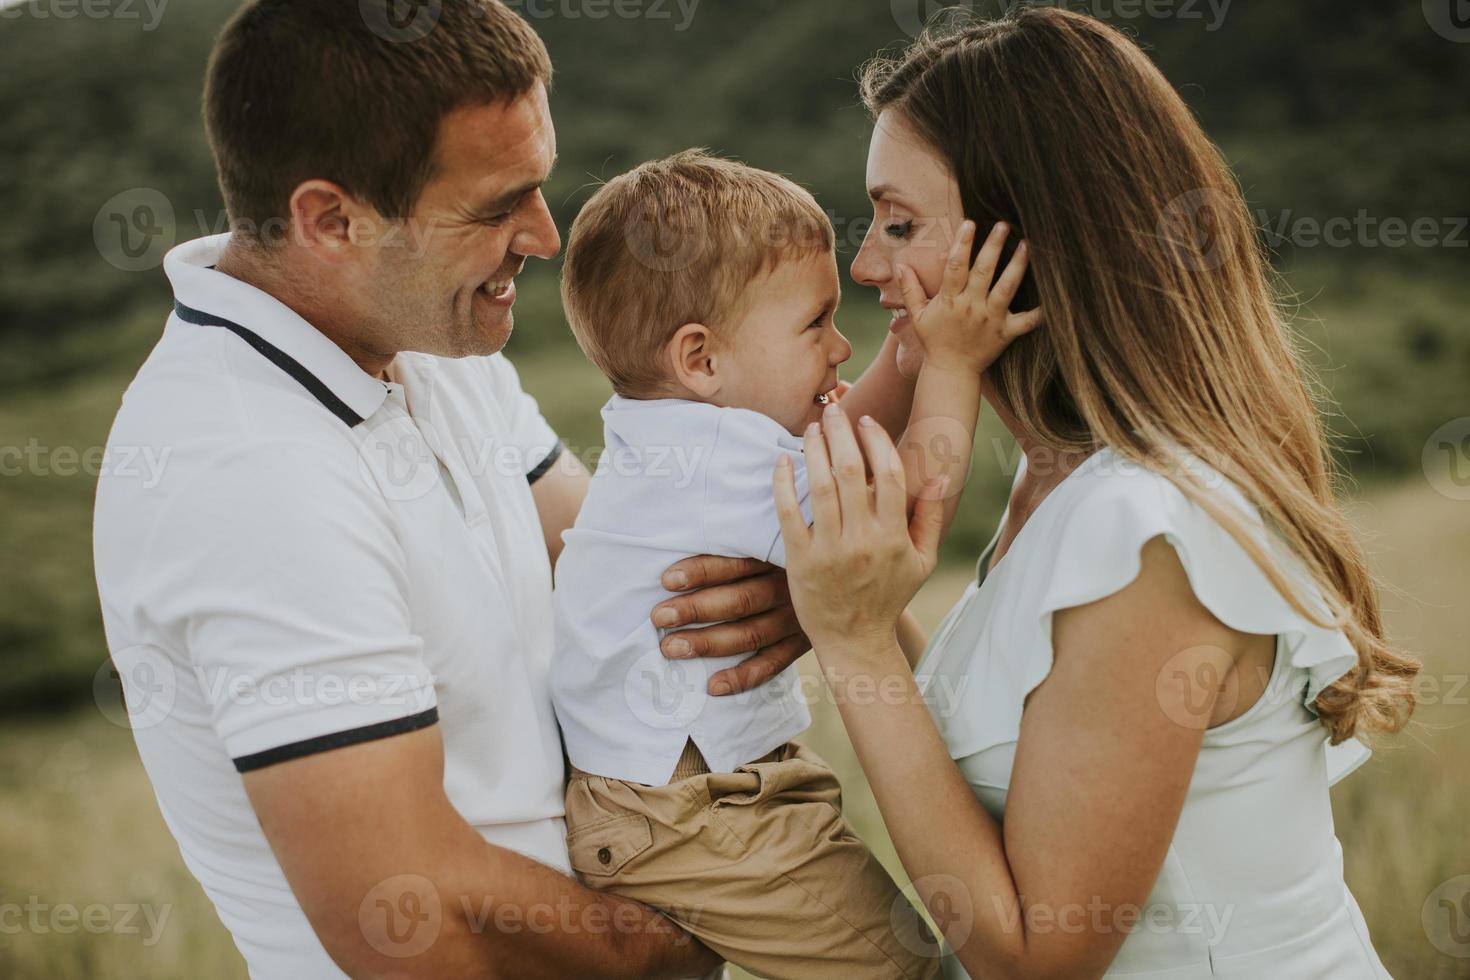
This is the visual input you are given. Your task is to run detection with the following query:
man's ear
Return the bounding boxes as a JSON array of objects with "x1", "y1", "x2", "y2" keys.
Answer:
[
  {"x1": 287, "y1": 179, "x2": 381, "y2": 263},
  {"x1": 665, "y1": 323, "x2": 722, "y2": 399}
]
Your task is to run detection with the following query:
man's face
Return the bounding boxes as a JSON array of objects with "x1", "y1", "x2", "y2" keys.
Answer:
[{"x1": 358, "y1": 82, "x2": 561, "y2": 360}]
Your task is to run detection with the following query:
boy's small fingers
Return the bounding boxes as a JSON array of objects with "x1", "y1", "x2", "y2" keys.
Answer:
[
  {"x1": 896, "y1": 265, "x2": 927, "y2": 318},
  {"x1": 1006, "y1": 307, "x2": 1044, "y2": 339},
  {"x1": 991, "y1": 239, "x2": 1030, "y2": 308},
  {"x1": 941, "y1": 220, "x2": 975, "y2": 296},
  {"x1": 968, "y1": 220, "x2": 1009, "y2": 296}
]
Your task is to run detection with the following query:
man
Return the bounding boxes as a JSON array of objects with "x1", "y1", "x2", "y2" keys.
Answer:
[{"x1": 93, "y1": 2, "x2": 917, "y2": 977}]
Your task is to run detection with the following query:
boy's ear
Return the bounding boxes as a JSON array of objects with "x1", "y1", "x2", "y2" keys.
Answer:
[{"x1": 666, "y1": 322, "x2": 722, "y2": 398}]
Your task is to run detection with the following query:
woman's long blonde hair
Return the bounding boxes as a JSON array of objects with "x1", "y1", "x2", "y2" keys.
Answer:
[{"x1": 861, "y1": 7, "x2": 1417, "y2": 742}]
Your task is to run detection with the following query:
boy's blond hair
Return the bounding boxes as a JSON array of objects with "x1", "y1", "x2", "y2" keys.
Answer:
[{"x1": 560, "y1": 150, "x2": 835, "y2": 397}]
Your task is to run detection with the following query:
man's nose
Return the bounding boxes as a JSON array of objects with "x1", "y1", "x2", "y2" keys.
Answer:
[{"x1": 512, "y1": 190, "x2": 561, "y2": 260}]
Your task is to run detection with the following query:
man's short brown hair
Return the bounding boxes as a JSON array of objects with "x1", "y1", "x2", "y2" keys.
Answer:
[
  {"x1": 560, "y1": 150, "x2": 835, "y2": 397},
  {"x1": 205, "y1": 0, "x2": 552, "y2": 239}
]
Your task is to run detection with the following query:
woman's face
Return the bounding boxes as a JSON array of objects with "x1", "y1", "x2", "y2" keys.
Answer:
[{"x1": 851, "y1": 109, "x2": 966, "y2": 378}]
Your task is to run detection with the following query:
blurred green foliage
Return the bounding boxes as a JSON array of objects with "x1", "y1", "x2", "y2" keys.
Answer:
[{"x1": 0, "y1": 0, "x2": 1466, "y2": 712}]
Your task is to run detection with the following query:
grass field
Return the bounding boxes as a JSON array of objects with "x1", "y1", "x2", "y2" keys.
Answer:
[{"x1": 1, "y1": 475, "x2": 1466, "y2": 978}]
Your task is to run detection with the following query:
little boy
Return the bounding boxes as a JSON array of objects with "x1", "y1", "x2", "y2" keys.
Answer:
[{"x1": 552, "y1": 150, "x2": 988, "y2": 978}]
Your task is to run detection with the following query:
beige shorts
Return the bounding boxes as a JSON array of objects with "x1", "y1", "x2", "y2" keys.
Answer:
[{"x1": 565, "y1": 740, "x2": 940, "y2": 980}]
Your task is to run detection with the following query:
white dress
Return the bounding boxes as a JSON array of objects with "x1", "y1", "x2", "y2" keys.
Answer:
[{"x1": 914, "y1": 448, "x2": 1392, "y2": 978}]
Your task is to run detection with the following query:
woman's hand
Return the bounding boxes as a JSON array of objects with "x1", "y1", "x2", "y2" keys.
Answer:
[
  {"x1": 773, "y1": 402, "x2": 948, "y2": 654},
  {"x1": 897, "y1": 219, "x2": 1040, "y2": 375}
]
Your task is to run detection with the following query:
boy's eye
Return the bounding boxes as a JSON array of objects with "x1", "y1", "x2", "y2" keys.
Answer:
[
  {"x1": 807, "y1": 314, "x2": 827, "y2": 330},
  {"x1": 884, "y1": 219, "x2": 914, "y2": 240}
]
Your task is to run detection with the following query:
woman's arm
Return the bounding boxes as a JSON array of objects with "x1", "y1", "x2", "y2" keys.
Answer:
[
  {"x1": 896, "y1": 609, "x2": 929, "y2": 669},
  {"x1": 777, "y1": 411, "x2": 1251, "y2": 980}
]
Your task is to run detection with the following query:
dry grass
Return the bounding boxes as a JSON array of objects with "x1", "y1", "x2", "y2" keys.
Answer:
[{"x1": 2, "y1": 479, "x2": 1466, "y2": 979}]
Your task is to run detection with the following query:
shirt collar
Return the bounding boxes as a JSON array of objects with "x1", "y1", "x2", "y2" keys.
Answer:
[{"x1": 164, "y1": 234, "x2": 390, "y2": 423}]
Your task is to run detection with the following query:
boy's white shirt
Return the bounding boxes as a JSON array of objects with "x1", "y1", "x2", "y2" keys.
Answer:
[{"x1": 552, "y1": 395, "x2": 815, "y2": 786}]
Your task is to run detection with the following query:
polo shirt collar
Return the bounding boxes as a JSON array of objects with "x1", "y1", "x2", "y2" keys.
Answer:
[{"x1": 164, "y1": 234, "x2": 390, "y2": 424}]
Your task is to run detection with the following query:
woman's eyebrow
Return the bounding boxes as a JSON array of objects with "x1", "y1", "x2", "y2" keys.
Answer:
[{"x1": 867, "y1": 183, "x2": 907, "y2": 204}]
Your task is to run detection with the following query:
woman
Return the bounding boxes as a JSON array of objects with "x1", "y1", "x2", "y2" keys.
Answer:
[{"x1": 775, "y1": 9, "x2": 1419, "y2": 978}]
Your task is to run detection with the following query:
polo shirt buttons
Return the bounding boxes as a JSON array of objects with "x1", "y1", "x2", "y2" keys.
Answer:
[{"x1": 597, "y1": 846, "x2": 612, "y2": 865}]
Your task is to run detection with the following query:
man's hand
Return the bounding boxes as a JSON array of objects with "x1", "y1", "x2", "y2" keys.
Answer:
[
  {"x1": 652, "y1": 556, "x2": 811, "y2": 696},
  {"x1": 243, "y1": 725, "x2": 720, "y2": 980}
]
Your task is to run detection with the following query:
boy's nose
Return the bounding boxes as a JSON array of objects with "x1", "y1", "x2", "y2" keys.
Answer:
[{"x1": 830, "y1": 330, "x2": 853, "y2": 364}]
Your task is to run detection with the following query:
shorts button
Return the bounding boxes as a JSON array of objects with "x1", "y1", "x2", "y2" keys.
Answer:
[{"x1": 597, "y1": 846, "x2": 612, "y2": 865}]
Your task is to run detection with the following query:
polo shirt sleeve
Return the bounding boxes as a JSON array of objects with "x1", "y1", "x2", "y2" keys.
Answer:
[
  {"x1": 701, "y1": 412, "x2": 814, "y2": 568},
  {"x1": 485, "y1": 352, "x2": 563, "y2": 484},
  {"x1": 147, "y1": 440, "x2": 438, "y2": 772}
]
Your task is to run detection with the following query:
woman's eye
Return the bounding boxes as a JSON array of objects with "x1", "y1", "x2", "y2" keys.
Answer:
[{"x1": 884, "y1": 220, "x2": 914, "y2": 239}]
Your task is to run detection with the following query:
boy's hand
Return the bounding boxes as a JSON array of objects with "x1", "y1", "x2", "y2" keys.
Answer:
[
  {"x1": 652, "y1": 556, "x2": 810, "y2": 695},
  {"x1": 896, "y1": 219, "x2": 1042, "y2": 374}
]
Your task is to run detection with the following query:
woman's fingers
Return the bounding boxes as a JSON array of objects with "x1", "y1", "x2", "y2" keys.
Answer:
[
  {"x1": 989, "y1": 239, "x2": 1030, "y2": 312},
  {"x1": 967, "y1": 220, "x2": 1010, "y2": 297},
  {"x1": 773, "y1": 454, "x2": 810, "y2": 560},
  {"x1": 909, "y1": 476, "x2": 949, "y2": 570},
  {"x1": 939, "y1": 220, "x2": 976, "y2": 298},
  {"x1": 856, "y1": 414, "x2": 907, "y2": 528},
  {"x1": 820, "y1": 404, "x2": 871, "y2": 527},
  {"x1": 802, "y1": 420, "x2": 841, "y2": 538}
]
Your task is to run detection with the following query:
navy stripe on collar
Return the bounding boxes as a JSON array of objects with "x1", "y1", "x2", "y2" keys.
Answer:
[{"x1": 174, "y1": 301, "x2": 366, "y2": 428}]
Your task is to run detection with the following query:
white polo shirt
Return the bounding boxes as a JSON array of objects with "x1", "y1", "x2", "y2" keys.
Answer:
[
  {"x1": 551, "y1": 396, "x2": 815, "y2": 786},
  {"x1": 93, "y1": 234, "x2": 570, "y2": 979}
]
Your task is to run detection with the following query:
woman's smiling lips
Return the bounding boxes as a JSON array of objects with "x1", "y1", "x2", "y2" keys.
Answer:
[{"x1": 883, "y1": 302, "x2": 912, "y2": 334}]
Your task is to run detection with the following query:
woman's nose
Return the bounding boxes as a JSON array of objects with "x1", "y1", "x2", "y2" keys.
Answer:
[{"x1": 850, "y1": 226, "x2": 889, "y2": 287}]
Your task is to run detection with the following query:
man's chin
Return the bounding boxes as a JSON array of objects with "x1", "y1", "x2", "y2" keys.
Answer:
[{"x1": 462, "y1": 307, "x2": 513, "y2": 357}]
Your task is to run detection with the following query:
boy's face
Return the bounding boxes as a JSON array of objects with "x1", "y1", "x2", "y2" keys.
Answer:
[{"x1": 712, "y1": 251, "x2": 852, "y2": 435}]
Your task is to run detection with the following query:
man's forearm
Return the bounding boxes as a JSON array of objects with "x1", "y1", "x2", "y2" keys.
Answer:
[
  {"x1": 838, "y1": 333, "x2": 917, "y2": 437},
  {"x1": 425, "y1": 834, "x2": 714, "y2": 980}
]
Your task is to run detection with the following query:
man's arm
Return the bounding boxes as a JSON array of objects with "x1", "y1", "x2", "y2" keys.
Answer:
[
  {"x1": 530, "y1": 451, "x2": 591, "y2": 570},
  {"x1": 244, "y1": 725, "x2": 718, "y2": 980}
]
